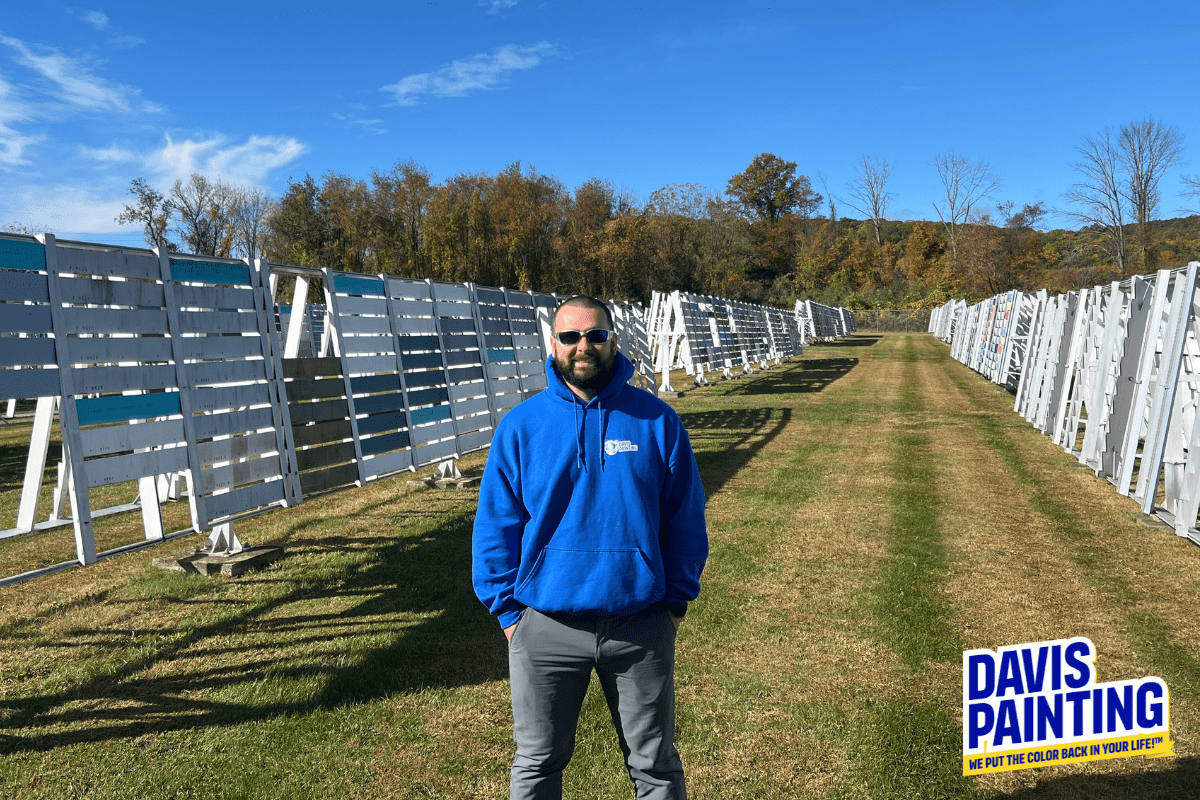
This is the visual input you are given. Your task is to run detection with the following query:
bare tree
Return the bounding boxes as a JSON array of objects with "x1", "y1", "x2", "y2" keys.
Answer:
[
  {"x1": 844, "y1": 156, "x2": 894, "y2": 245},
  {"x1": 1064, "y1": 127, "x2": 1127, "y2": 275},
  {"x1": 932, "y1": 152, "x2": 999, "y2": 266},
  {"x1": 230, "y1": 187, "x2": 274, "y2": 260},
  {"x1": 1118, "y1": 118, "x2": 1184, "y2": 270},
  {"x1": 816, "y1": 171, "x2": 837, "y2": 238},
  {"x1": 168, "y1": 173, "x2": 243, "y2": 257},
  {"x1": 116, "y1": 177, "x2": 173, "y2": 250}
]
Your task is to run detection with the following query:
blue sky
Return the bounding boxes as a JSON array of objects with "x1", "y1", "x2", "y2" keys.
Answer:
[{"x1": 3, "y1": 0, "x2": 1199, "y2": 248}]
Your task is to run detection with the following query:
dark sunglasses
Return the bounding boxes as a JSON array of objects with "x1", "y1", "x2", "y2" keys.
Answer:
[{"x1": 554, "y1": 328, "x2": 612, "y2": 346}]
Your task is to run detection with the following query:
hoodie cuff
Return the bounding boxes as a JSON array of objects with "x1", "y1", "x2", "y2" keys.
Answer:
[
  {"x1": 498, "y1": 607, "x2": 524, "y2": 629},
  {"x1": 666, "y1": 601, "x2": 688, "y2": 618}
]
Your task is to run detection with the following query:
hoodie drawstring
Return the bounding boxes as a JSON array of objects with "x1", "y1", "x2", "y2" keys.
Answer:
[
  {"x1": 573, "y1": 401, "x2": 586, "y2": 472},
  {"x1": 599, "y1": 400, "x2": 607, "y2": 472}
]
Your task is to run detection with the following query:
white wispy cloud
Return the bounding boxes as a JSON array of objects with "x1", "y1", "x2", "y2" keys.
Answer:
[
  {"x1": 0, "y1": 74, "x2": 42, "y2": 167},
  {"x1": 108, "y1": 35, "x2": 145, "y2": 49},
  {"x1": 144, "y1": 133, "x2": 308, "y2": 187},
  {"x1": 333, "y1": 110, "x2": 387, "y2": 136},
  {"x1": 0, "y1": 34, "x2": 153, "y2": 113},
  {"x1": 79, "y1": 142, "x2": 137, "y2": 162},
  {"x1": 1, "y1": 183, "x2": 128, "y2": 233},
  {"x1": 481, "y1": 0, "x2": 519, "y2": 13},
  {"x1": 83, "y1": 11, "x2": 110, "y2": 31},
  {"x1": 382, "y1": 42, "x2": 556, "y2": 106}
]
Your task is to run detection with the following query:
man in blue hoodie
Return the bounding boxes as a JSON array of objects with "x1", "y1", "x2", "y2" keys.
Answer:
[{"x1": 473, "y1": 296, "x2": 708, "y2": 800}]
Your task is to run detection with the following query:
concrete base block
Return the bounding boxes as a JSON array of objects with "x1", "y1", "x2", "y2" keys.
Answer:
[{"x1": 153, "y1": 545, "x2": 284, "y2": 577}]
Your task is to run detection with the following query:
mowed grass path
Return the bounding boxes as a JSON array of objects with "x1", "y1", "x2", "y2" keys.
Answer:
[{"x1": 2, "y1": 333, "x2": 1199, "y2": 799}]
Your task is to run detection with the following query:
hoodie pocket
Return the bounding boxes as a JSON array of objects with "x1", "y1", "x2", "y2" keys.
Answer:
[{"x1": 516, "y1": 546, "x2": 664, "y2": 615}]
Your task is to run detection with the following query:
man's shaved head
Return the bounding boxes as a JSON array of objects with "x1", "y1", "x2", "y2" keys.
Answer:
[{"x1": 553, "y1": 296, "x2": 614, "y2": 331}]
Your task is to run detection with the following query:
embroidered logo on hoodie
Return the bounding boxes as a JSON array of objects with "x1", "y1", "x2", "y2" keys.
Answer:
[{"x1": 604, "y1": 439, "x2": 639, "y2": 456}]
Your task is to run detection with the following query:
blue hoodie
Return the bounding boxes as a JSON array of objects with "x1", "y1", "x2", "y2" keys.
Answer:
[{"x1": 472, "y1": 350, "x2": 708, "y2": 629}]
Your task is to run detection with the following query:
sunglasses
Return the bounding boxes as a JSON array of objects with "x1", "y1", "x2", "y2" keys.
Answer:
[{"x1": 554, "y1": 328, "x2": 613, "y2": 346}]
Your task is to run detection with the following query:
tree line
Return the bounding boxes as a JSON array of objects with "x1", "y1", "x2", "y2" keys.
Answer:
[{"x1": 105, "y1": 116, "x2": 1200, "y2": 309}]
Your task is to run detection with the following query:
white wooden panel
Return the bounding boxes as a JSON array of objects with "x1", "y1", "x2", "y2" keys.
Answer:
[
  {"x1": 344, "y1": 354, "x2": 395, "y2": 375},
  {"x1": 61, "y1": 307, "x2": 170, "y2": 335},
  {"x1": 335, "y1": 295, "x2": 389, "y2": 316},
  {"x1": 198, "y1": 431, "x2": 280, "y2": 464},
  {"x1": 56, "y1": 246, "x2": 160, "y2": 281},
  {"x1": 203, "y1": 480, "x2": 286, "y2": 523},
  {"x1": 411, "y1": 437, "x2": 456, "y2": 466},
  {"x1": 177, "y1": 310, "x2": 259, "y2": 334},
  {"x1": 494, "y1": 392, "x2": 523, "y2": 410},
  {"x1": 173, "y1": 283, "x2": 255, "y2": 310},
  {"x1": 386, "y1": 278, "x2": 431, "y2": 300},
  {"x1": 432, "y1": 283, "x2": 470, "y2": 302},
  {"x1": 344, "y1": 336, "x2": 395, "y2": 355},
  {"x1": 176, "y1": 336, "x2": 262, "y2": 361},
  {"x1": 448, "y1": 382, "x2": 486, "y2": 402},
  {"x1": 188, "y1": 359, "x2": 267, "y2": 387},
  {"x1": 72, "y1": 364, "x2": 177, "y2": 394},
  {"x1": 56, "y1": 276, "x2": 165, "y2": 308},
  {"x1": 201, "y1": 455, "x2": 283, "y2": 494},
  {"x1": 453, "y1": 396, "x2": 490, "y2": 417},
  {"x1": 458, "y1": 429, "x2": 492, "y2": 453},
  {"x1": 0, "y1": 367, "x2": 60, "y2": 399},
  {"x1": 193, "y1": 406, "x2": 275, "y2": 440},
  {"x1": 188, "y1": 383, "x2": 270, "y2": 413},
  {"x1": 85, "y1": 447, "x2": 190, "y2": 487},
  {"x1": 389, "y1": 298, "x2": 434, "y2": 317},
  {"x1": 411, "y1": 417, "x2": 454, "y2": 445},
  {"x1": 81, "y1": 418, "x2": 185, "y2": 458},
  {"x1": 513, "y1": 334, "x2": 540, "y2": 348},
  {"x1": 363, "y1": 448, "x2": 412, "y2": 476},
  {"x1": 488, "y1": 362, "x2": 519, "y2": 379},
  {"x1": 66, "y1": 336, "x2": 174, "y2": 365},
  {"x1": 0, "y1": 337, "x2": 56, "y2": 368},
  {"x1": 0, "y1": 306, "x2": 52, "y2": 334},
  {"x1": 337, "y1": 314, "x2": 392, "y2": 335},
  {"x1": 393, "y1": 316, "x2": 437, "y2": 334}
]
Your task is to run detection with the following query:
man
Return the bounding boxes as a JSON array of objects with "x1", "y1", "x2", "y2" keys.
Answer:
[{"x1": 472, "y1": 295, "x2": 709, "y2": 799}]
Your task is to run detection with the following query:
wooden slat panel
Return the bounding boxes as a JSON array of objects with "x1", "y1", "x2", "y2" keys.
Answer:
[
  {"x1": 0, "y1": 338, "x2": 57, "y2": 368},
  {"x1": 177, "y1": 336, "x2": 262, "y2": 362},
  {"x1": 355, "y1": 410, "x2": 406, "y2": 436},
  {"x1": 363, "y1": 448, "x2": 412, "y2": 477},
  {"x1": 410, "y1": 415, "x2": 453, "y2": 443},
  {"x1": 411, "y1": 436, "x2": 456, "y2": 466},
  {"x1": 343, "y1": 354, "x2": 395, "y2": 375},
  {"x1": 453, "y1": 395, "x2": 490, "y2": 418},
  {"x1": 404, "y1": 370, "x2": 445, "y2": 389},
  {"x1": 173, "y1": 283, "x2": 255, "y2": 310},
  {"x1": 338, "y1": 314, "x2": 392, "y2": 335},
  {"x1": 350, "y1": 374, "x2": 398, "y2": 395},
  {"x1": 57, "y1": 276, "x2": 164, "y2": 308},
  {"x1": 296, "y1": 440, "x2": 356, "y2": 472},
  {"x1": 203, "y1": 480, "x2": 286, "y2": 523},
  {"x1": 64, "y1": 335, "x2": 173, "y2": 365},
  {"x1": 448, "y1": 382, "x2": 486, "y2": 403},
  {"x1": 343, "y1": 336, "x2": 395, "y2": 355},
  {"x1": 189, "y1": 383, "x2": 270, "y2": 413},
  {"x1": 458, "y1": 429, "x2": 492, "y2": 453},
  {"x1": 494, "y1": 392, "x2": 523, "y2": 410},
  {"x1": 57, "y1": 246, "x2": 160, "y2": 281},
  {"x1": 438, "y1": 317, "x2": 476, "y2": 334},
  {"x1": 282, "y1": 356, "x2": 341, "y2": 379},
  {"x1": 392, "y1": 316, "x2": 438, "y2": 335},
  {"x1": 360, "y1": 430, "x2": 409, "y2": 456},
  {"x1": 198, "y1": 431, "x2": 280, "y2": 465},
  {"x1": 444, "y1": 349, "x2": 481, "y2": 367},
  {"x1": 334, "y1": 294, "x2": 389, "y2": 315},
  {"x1": 85, "y1": 447, "x2": 190, "y2": 487},
  {"x1": 202, "y1": 455, "x2": 283, "y2": 494},
  {"x1": 332, "y1": 273, "x2": 384, "y2": 297},
  {"x1": 286, "y1": 376, "x2": 347, "y2": 402},
  {"x1": 432, "y1": 283, "x2": 470, "y2": 301},
  {"x1": 389, "y1": 298, "x2": 433, "y2": 317},
  {"x1": 76, "y1": 391, "x2": 181, "y2": 426},
  {"x1": 0, "y1": 367, "x2": 60, "y2": 399},
  {"x1": 0, "y1": 305, "x2": 52, "y2": 334},
  {"x1": 193, "y1": 406, "x2": 275, "y2": 440},
  {"x1": 385, "y1": 278, "x2": 431, "y2": 300},
  {"x1": 474, "y1": 288, "x2": 505, "y2": 304},
  {"x1": 177, "y1": 310, "x2": 259, "y2": 334},
  {"x1": 81, "y1": 418, "x2": 185, "y2": 458},
  {"x1": 487, "y1": 362, "x2": 519, "y2": 379},
  {"x1": 406, "y1": 386, "x2": 447, "y2": 408},
  {"x1": 188, "y1": 359, "x2": 266, "y2": 388},
  {"x1": 299, "y1": 462, "x2": 358, "y2": 495},
  {"x1": 0, "y1": 239, "x2": 46, "y2": 272},
  {"x1": 288, "y1": 398, "x2": 349, "y2": 426},
  {"x1": 170, "y1": 258, "x2": 251, "y2": 286},
  {"x1": 353, "y1": 393, "x2": 402, "y2": 416},
  {"x1": 0, "y1": 270, "x2": 49, "y2": 302},
  {"x1": 72, "y1": 364, "x2": 177, "y2": 394},
  {"x1": 292, "y1": 418, "x2": 353, "y2": 447},
  {"x1": 395, "y1": 334, "x2": 440, "y2": 351},
  {"x1": 61, "y1": 307, "x2": 169, "y2": 335},
  {"x1": 400, "y1": 351, "x2": 442, "y2": 370}
]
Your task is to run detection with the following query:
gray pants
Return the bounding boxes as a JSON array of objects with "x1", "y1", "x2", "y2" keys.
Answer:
[{"x1": 508, "y1": 606, "x2": 686, "y2": 799}]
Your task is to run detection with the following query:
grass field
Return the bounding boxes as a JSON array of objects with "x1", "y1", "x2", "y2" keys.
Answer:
[{"x1": 2, "y1": 332, "x2": 1199, "y2": 799}]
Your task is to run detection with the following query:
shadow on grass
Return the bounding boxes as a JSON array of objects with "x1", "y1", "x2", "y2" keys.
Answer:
[
  {"x1": 996, "y1": 757, "x2": 1200, "y2": 800},
  {"x1": 681, "y1": 407, "x2": 792, "y2": 497},
  {"x1": 0, "y1": 493, "x2": 507, "y2": 755},
  {"x1": 718, "y1": 357, "x2": 858, "y2": 396}
]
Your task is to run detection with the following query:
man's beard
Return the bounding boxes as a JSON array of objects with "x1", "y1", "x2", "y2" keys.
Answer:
[{"x1": 555, "y1": 349, "x2": 615, "y2": 394}]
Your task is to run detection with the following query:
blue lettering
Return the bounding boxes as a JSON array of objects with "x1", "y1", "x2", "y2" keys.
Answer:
[
  {"x1": 1093, "y1": 688, "x2": 1104, "y2": 734},
  {"x1": 1137, "y1": 681, "x2": 1164, "y2": 728},
  {"x1": 968, "y1": 653, "x2": 996, "y2": 700},
  {"x1": 968, "y1": 703, "x2": 995, "y2": 749},
  {"x1": 1064, "y1": 641, "x2": 1091, "y2": 689},
  {"x1": 1066, "y1": 690, "x2": 1090, "y2": 736},
  {"x1": 1107, "y1": 684, "x2": 1134, "y2": 733},
  {"x1": 997, "y1": 650, "x2": 1025, "y2": 697},
  {"x1": 1021, "y1": 645, "x2": 1050, "y2": 692},
  {"x1": 1037, "y1": 693, "x2": 1063, "y2": 740},
  {"x1": 1051, "y1": 644, "x2": 1061, "y2": 690},
  {"x1": 994, "y1": 698, "x2": 1022, "y2": 746}
]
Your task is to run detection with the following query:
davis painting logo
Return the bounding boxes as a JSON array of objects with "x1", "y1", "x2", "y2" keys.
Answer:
[
  {"x1": 963, "y1": 637, "x2": 1173, "y2": 776},
  {"x1": 604, "y1": 439, "x2": 638, "y2": 456}
]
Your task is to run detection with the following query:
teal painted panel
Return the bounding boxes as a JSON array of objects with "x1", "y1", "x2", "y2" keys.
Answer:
[
  {"x1": 409, "y1": 404, "x2": 452, "y2": 425},
  {"x1": 0, "y1": 238, "x2": 45, "y2": 272},
  {"x1": 487, "y1": 348, "x2": 516, "y2": 363},
  {"x1": 172, "y1": 259, "x2": 251, "y2": 286},
  {"x1": 76, "y1": 391, "x2": 181, "y2": 426},
  {"x1": 334, "y1": 274, "x2": 384, "y2": 296}
]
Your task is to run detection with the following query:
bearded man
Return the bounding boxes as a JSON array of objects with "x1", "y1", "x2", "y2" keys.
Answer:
[{"x1": 472, "y1": 295, "x2": 709, "y2": 799}]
